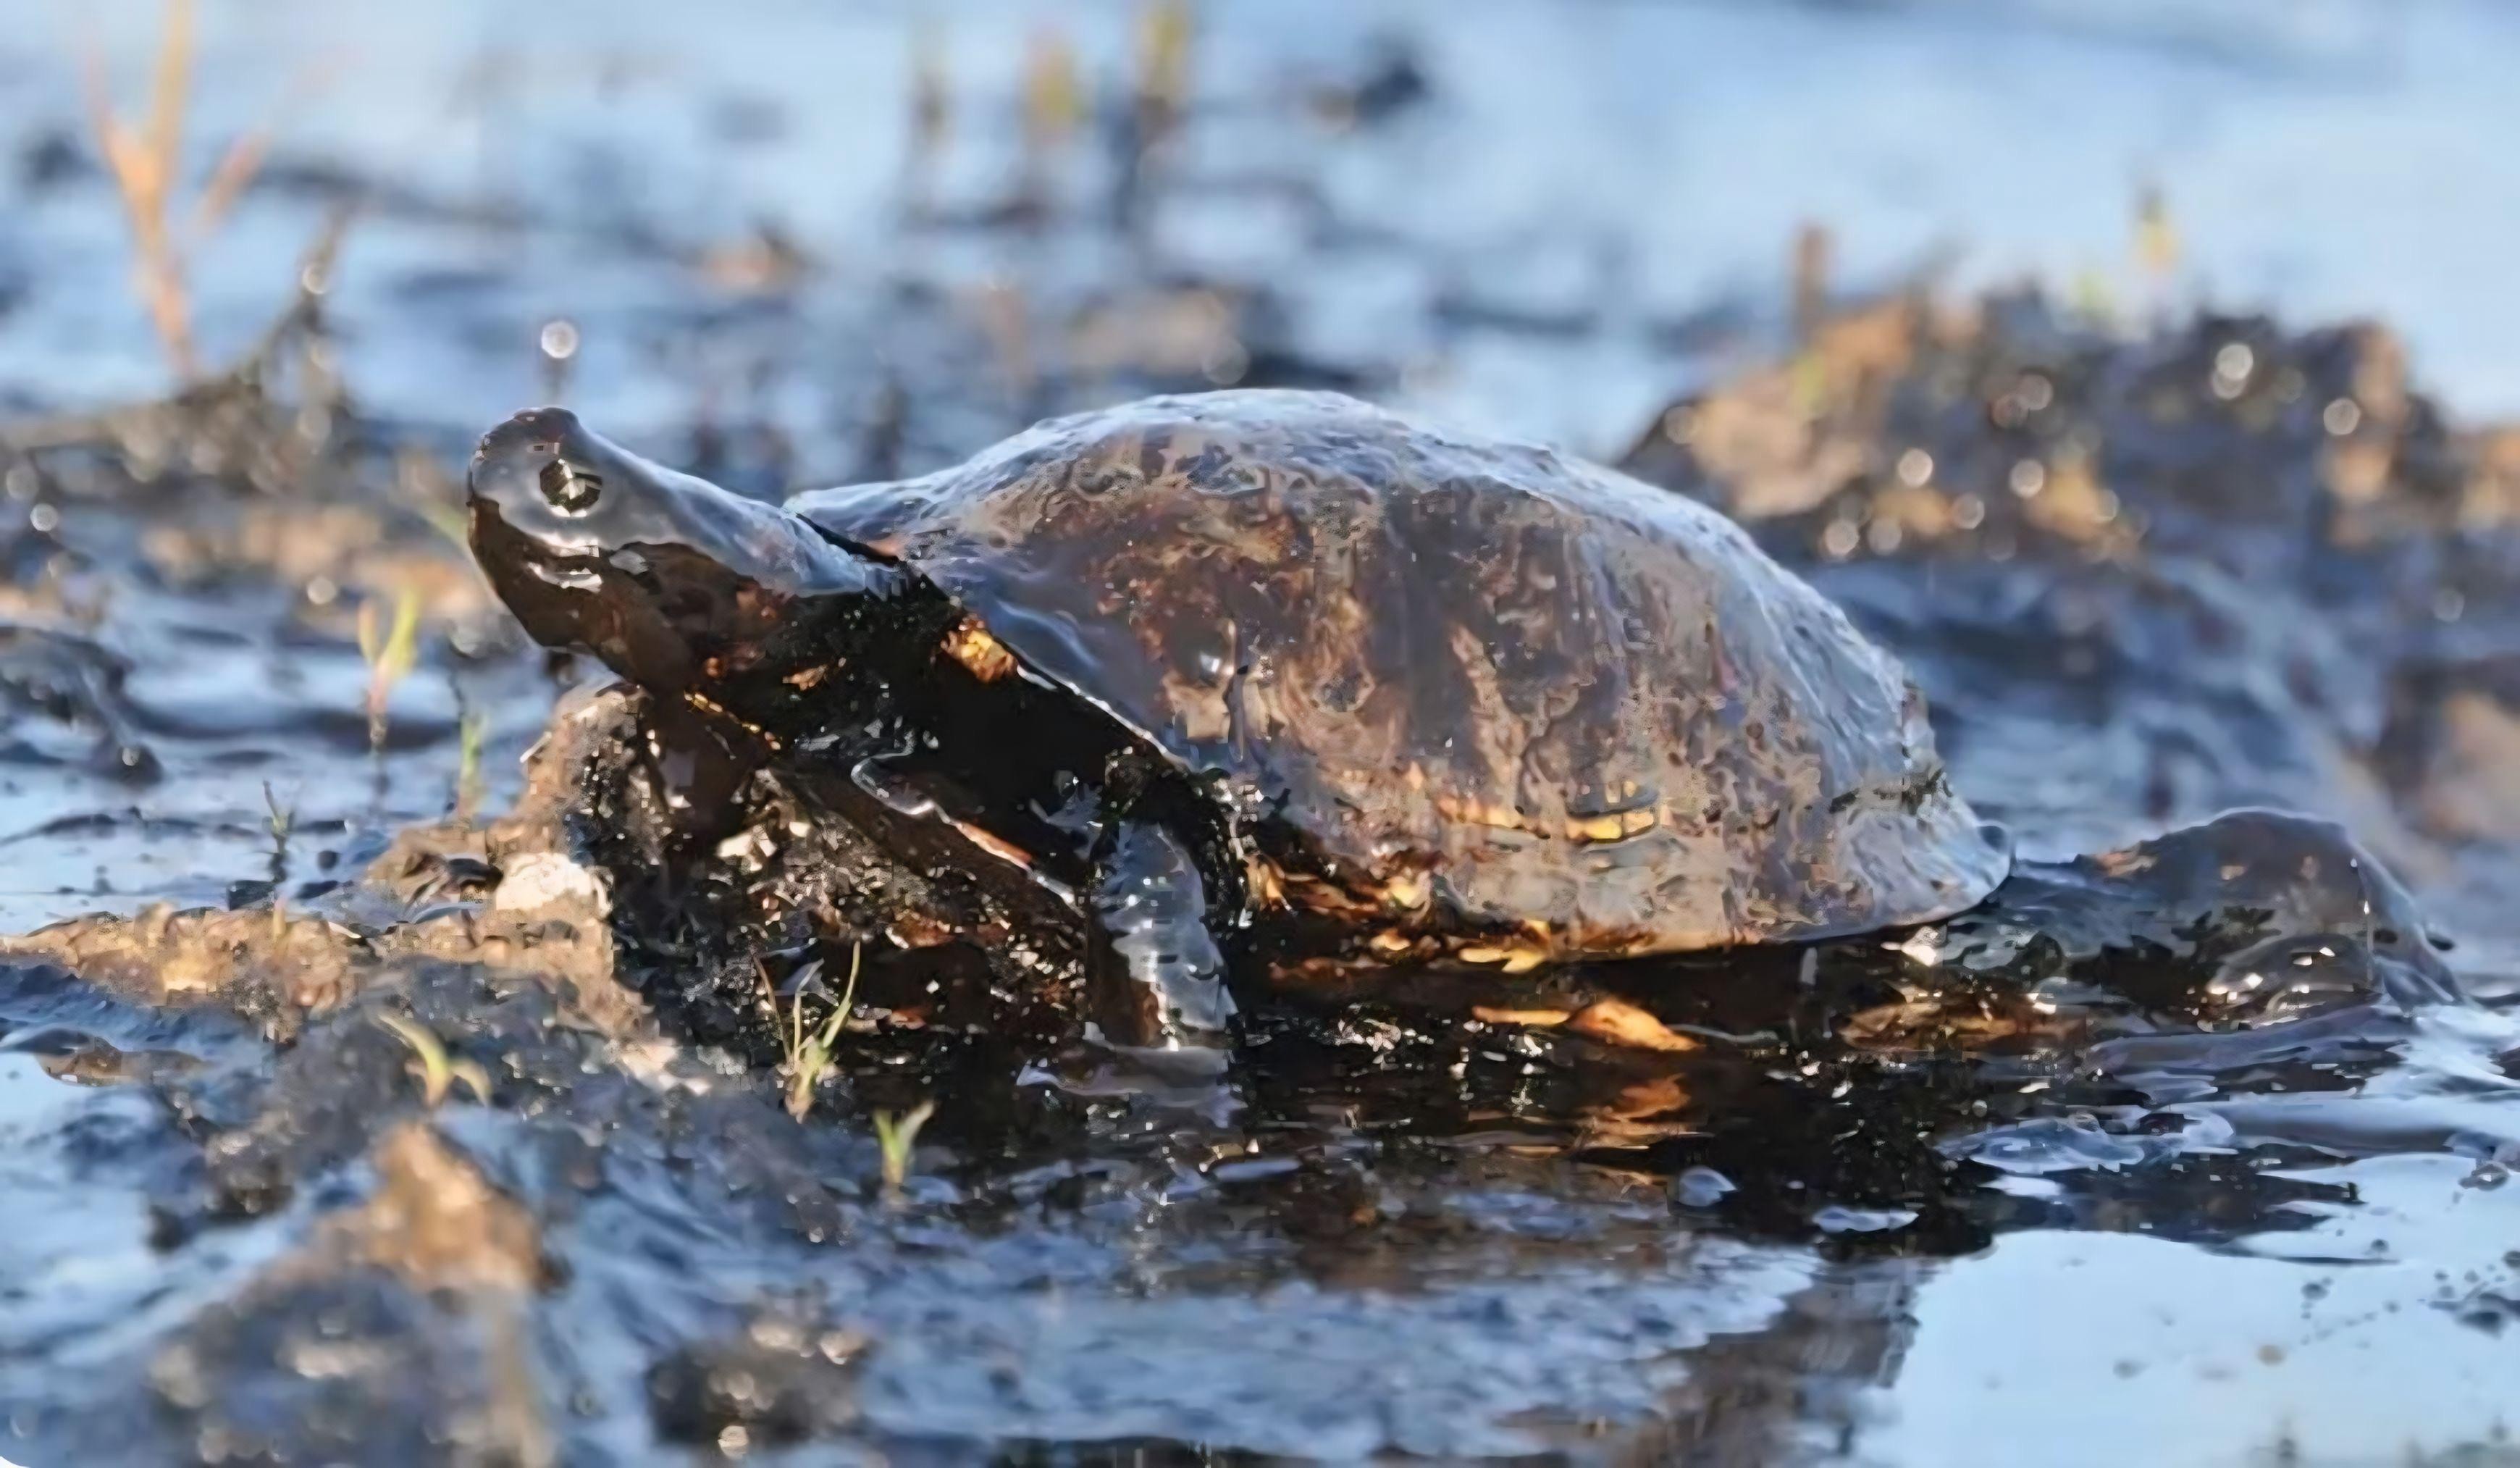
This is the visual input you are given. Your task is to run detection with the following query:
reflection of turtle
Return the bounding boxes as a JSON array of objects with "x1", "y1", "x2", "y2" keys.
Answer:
[{"x1": 466, "y1": 390, "x2": 2009, "y2": 1046}]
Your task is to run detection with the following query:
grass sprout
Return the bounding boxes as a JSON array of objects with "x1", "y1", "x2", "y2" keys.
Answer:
[
  {"x1": 873, "y1": 1100, "x2": 936, "y2": 1198},
  {"x1": 357, "y1": 585, "x2": 424, "y2": 752},
  {"x1": 455, "y1": 708, "x2": 487, "y2": 820},
  {"x1": 1022, "y1": 27, "x2": 1083, "y2": 162},
  {"x1": 900, "y1": 15, "x2": 949, "y2": 220},
  {"x1": 262, "y1": 779, "x2": 293, "y2": 850},
  {"x1": 1136, "y1": 0, "x2": 1193, "y2": 127},
  {"x1": 774, "y1": 944, "x2": 862, "y2": 1123},
  {"x1": 375, "y1": 1011, "x2": 492, "y2": 1107},
  {"x1": 2133, "y1": 182, "x2": 2179, "y2": 319}
]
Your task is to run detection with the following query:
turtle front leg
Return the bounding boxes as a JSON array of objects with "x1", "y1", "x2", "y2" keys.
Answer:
[{"x1": 1084, "y1": 815, "x2": 1236, "y2": 1049}]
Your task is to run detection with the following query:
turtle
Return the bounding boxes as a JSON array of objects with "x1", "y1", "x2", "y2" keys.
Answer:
[{"x1": 465, "y1": 389, "x2": 2011, "y2": 1047}]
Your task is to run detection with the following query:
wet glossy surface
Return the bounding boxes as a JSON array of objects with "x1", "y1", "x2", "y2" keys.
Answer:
[
  {"x1": 473, "y1": 386, "x2": 2011, "y2": 964},
  {"x1": 1, "y1": 4, "x2": 2519, "y2": 1464},
  {"x1": 801, "y1": 389, "x2": 2010, "y2": 953}
]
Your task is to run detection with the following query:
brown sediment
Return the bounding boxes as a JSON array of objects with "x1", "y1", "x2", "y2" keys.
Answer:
[
  {"x1": 324, "y1": 1122, "x2": 547, "y2": 1295},
  {"x1": 1621, "y1": 282, "x2": 2520, "y2": 570},
  {"x1": 0, "y1": 684, "x2": 647, "y2": 1039},
  {"x1": 0, "y1": 903, "x2": 369, "y2": 1016},
  {"x1": 2404, "y1": 691, "x2": 2520, "y2": 842},
  {"x1": 149, "y1": 1121, "x2": 558, "y2": 1468},
  {"x1": 1634, "y1": 295, "x2": 1938, "y2": 522}
]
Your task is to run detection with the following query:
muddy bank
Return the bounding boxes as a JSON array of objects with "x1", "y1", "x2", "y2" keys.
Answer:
[{"x1": 1625, "y1": 290, "x2": 2520, "y2": 960}]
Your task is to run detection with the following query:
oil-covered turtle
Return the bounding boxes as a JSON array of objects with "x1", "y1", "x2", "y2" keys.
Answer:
[{"x1": 466, "y1": 390, "x2": 2009, "y2": 1046}]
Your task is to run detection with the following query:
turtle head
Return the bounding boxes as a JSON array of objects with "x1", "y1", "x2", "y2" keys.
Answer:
[{"x1": 467, "y1": 407, "x2": 894, "y2": 697}]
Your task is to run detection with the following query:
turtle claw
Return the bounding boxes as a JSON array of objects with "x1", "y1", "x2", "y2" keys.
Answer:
[
  {"x1": 1025, "y1": 1037, "x2": 1238, "y2": 1120},
  {"x1": 1086, "y1": 818, "x2": 1236, "y2": 1050},
  {"x1": 1071, "y1": 1031, "x2": 1233, "y2": 1085}
]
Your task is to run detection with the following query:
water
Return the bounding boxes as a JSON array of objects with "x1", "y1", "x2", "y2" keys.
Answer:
[{"x1": 0, "y1": 2, "x2": 2516, "y2": 1463}]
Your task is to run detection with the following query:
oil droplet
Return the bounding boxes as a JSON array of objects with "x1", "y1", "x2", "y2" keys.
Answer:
[
  {"x1": 2212, "y1": 342, "x2": 2255, "y2": 398},
  {"x1": 1672, "y1": 1166, "x2": 1735, "y2": 1207},
  {"x1": 539, "y1": 319, "x2": 582, "y2": 360}
]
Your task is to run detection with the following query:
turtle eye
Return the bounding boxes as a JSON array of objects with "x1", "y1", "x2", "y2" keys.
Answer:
[{"x1": 538, "y1": 456, "x2": 604, "y2": 513}]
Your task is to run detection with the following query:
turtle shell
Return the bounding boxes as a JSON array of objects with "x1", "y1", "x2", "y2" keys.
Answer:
[{"x1": 792, "y1": 390, "x2": 2006, "y2": 957}]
